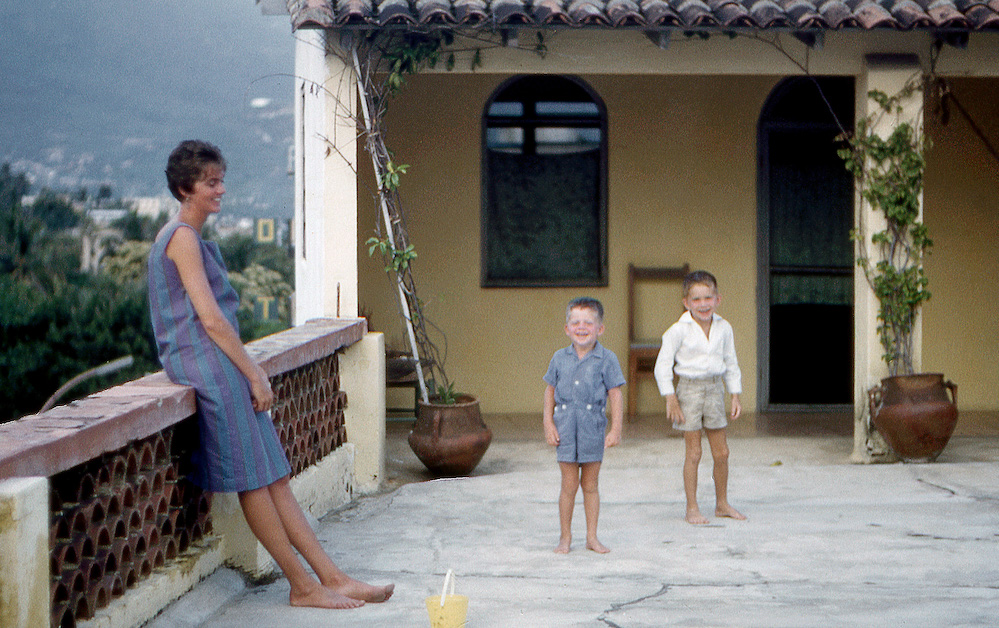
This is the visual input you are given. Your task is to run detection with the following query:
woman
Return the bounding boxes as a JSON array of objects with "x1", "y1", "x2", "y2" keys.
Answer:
[{"x1": 149, "y1": 140, "x2": 392, "y2": 609}]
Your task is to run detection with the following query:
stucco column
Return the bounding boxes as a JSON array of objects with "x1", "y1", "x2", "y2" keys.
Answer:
[
  {"x1": 0, "y1": 477, "x2": 49, "y2": 628},
  {"x1": 293, "y1": 29, "x2": 359, "y2": 324},
  {"x1": 851, "y1": 55, "x2": 923, "y2": 463},
  {"x1": 340, "y1": 332, "x2": 386, "y2": 493}
]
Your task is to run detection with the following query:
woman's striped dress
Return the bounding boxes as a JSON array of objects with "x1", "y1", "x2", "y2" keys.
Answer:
[{"x1": 148, "y1": 221, "x2": 290, "y2": 492}]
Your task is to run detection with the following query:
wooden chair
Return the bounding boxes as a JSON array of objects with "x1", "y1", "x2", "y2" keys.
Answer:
[
  {"x1": 385, "y1": 349, "x2": 423, "y2": 415},
  {"x1": 627, "y1": 263, "x2": 689, "y2": 419}
]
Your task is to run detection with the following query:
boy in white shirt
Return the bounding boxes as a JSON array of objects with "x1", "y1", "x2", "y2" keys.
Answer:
[{"x1": 654, "y1": 271, "x2": 746, "y2": 525}]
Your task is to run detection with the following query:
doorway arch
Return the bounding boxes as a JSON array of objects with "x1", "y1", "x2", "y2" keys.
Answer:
[{"x1": 757, "y1": 76, "x2": 855, "y2": 410}]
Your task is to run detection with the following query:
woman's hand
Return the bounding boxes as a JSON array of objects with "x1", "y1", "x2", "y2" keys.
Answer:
[{"x1": 249, "y1": 365, "x2": 274, "y2": 412}]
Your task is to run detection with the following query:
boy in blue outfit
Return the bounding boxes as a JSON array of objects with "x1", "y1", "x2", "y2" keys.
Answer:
[
  {"x1": 654, "y1": 271, "x2": 746, "y2": 525},
  {"x1": 543, "y1": 297, "x2": 625, "y2": 553}
]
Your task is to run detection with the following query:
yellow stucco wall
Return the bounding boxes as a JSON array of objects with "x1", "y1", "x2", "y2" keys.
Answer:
[
  {"x1": 358, "y1": 73, "x2": 776, "y2": 415},
  {"x1": 357, "y1": 72, "x2": 999, "y2": 414},
  {"x1": 923, "y1": 77, "x2": 999, "y2": 410}
]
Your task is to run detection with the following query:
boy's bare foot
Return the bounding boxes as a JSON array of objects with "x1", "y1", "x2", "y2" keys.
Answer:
[
  {"x1": 554, "y1": 538, "x2": 571, "y2": 554},
  {"x1": 290, "y1": 583, "x2": 365, "y2": 609},
  {"x1": 332, "y1": 579, "x2": 395, "y2": 603},
  {"x1": 685, "y1": 509, "x2": 710, "y2": 525},
  {"x1": 586, "y1": 539, "x2": 610, "y2": 554},
  {"x1": 716, "y1": 505, "x2": 747, "y2": 520}
]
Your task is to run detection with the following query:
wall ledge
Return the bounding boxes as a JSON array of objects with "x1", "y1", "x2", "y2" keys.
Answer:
[{"x1": 0, "y1": 318, "x2": 366, "y2": 481}]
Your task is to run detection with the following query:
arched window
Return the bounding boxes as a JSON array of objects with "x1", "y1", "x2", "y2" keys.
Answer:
[{"x1": 481, "y1": 75, "x2": 607, "y2": 287}]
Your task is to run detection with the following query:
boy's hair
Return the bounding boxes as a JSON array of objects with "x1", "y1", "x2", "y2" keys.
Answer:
[
  {"x1": 682, "y1": 270, "x2": 718, "y2": 297},
  {"x1": 566, "y1": 297, "x2": 604, "y2": 322},
  {"x1": 165, "y1": 140, "x2": 226, "y2": 201}
]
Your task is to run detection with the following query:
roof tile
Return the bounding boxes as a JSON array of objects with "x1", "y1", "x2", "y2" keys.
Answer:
[{"x1": 285, "y1": 0, "x2": 999, "y2": 31}]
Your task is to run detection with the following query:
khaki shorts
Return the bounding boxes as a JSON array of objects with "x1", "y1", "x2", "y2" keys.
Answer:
[{"x1": 674, "y1": 376, "x2": 727, "y2": 432}]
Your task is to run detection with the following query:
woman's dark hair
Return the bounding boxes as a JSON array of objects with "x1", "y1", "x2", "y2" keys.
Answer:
[{"x1": 165, "y1": 140, "x2": 226, "y2": 201}]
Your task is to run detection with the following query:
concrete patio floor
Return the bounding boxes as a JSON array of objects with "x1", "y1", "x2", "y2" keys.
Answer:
[{"x1": 146, "y1": 412, "x2": 999, "y2": 627}]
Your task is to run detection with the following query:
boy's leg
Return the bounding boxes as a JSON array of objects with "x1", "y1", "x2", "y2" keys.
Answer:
[
  {"x1": 580, "y1": 461, "x2": 609, "y2": 553},
  {"x1": 704, "y1": 428, "x2": 746, "y2": 520},
  {"x1": 556, "y1": 462, "x2": 581, "y2": 553},
  {"x1": 683, "y1": 430, "x2": 708, "y2": 524},
  {"x1": 266, "y1": 477, "x2": 394, "y2": 602}
]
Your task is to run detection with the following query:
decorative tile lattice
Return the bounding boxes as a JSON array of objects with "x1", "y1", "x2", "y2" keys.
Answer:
[
  {"x1": 48, "y1": 426, "x2": 210, "y2": 628},
  {"x1": 271, "y1": 353, "x2": 347, "y2": 476}
]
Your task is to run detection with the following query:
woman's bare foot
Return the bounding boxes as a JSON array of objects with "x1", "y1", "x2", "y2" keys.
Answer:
[
  {"x1": 686, "y1": 508, "x2": 710, "y2": 525},
  {"x1": 331, "y1": 579, "x2": 395, "y2": 603},
  {"x1": 586, "y1": 538, "x2": 610, "y2": 554},
  {"x1": 716, "y1": 504, "x2": 747, "y2": 520},
  {"x1": 290, "y1": 582, "x2": 365, "y2": 609},
  {"x1": 554, "y1": 538, "x2": 571, "y2": 554}
]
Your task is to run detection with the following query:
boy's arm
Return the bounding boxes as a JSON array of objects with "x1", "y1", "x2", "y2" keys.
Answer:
[
  {"x1": 542, "y1": 384, "x2": 559, "y2": 446},
  {"x1": 653, "y1": 328, "x2": 681, "y2": 396},
  {"x1": 665, "y1": 394, "x2": 685, "y2": 424},
  {"x1": 605, "y1": 386, "x2": 623, "y2": 448},
  {"x1": 729, "y1": 393, "x2": 742, "y2": 420}
]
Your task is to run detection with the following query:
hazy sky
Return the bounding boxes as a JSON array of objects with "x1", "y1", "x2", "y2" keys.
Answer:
[{"x1": 0, "y1": 0, "x2": 297, "y2": 217}]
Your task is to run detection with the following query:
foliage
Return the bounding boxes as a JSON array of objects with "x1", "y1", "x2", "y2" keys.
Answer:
[
  {"x1": 250, "y1": 239, "x2": 294, "y2": 281},
  {"x1": 1, "y1": 166, "x2": 83, "y2": 290},
  {"x1": 366, "y1": 236, "x2": 417, "y2": 273},
  {"x1": 101, "y1": 240, "x2": 152, "y2": 284},
  {"x1": 0, "y1": 273, "x2": 158, "y2": 422},
  {"x1": 217, "y1": 232, "x2": 258, "y2": 272},
  {"x1": 112, "y1": 208, "x2": 167, "y2": 241},
  {"x1": 27, "y1": 190, "x2": 80, "y2": 230},
  {"x1": 838, "y1": 80, "x2": 932, "y2": 376},
  {"x1": 433, "y1": 380, "x2": 459, "y2": 405},
  {"x1": 228, "y1": 262, "x2": 293, "y2": 331}
]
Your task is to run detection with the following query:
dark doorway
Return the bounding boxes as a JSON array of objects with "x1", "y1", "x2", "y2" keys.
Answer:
[{"x1": 758, "y1": 77, "x2": 854, "y2": 408}]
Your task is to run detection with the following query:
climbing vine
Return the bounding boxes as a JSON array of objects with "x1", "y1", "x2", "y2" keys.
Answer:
[
  {"x1": 324, "y1": 29, "x2": 545, "y2": 401},
  {"x1": 838, "y1": 78, "x2": 932, "y2": 376}
]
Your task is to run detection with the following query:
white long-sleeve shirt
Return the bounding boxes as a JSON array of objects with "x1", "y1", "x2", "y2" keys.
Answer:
[{"x1": 653, "y1": 311, "x2": 742, "y2": 396}]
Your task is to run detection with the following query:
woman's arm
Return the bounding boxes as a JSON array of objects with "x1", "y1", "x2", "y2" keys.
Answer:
[{"x1": 166, "y1": 226, "x2": 273, "y2": 411}]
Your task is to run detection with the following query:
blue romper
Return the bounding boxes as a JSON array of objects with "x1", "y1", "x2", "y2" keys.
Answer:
[
  {"x1": 544, "y1": 342, "x2": 626, "y2": 463},
  {"x1": 148, "y1": 221, "x2": 291, "y2": 492}
]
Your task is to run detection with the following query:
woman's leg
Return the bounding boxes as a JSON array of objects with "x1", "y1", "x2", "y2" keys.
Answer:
[
  {"x1": 556, "y1": 462, "x2": 580, "y2": 553},
  {"x1": 580, "y1": 461, "x2": 609, "y2": 553},
  {"x1": 238, "y1": 483, "x2": 363, "y2": 608},
  {"x1": 266, "y1": 477, "x2": 394, "y2": 602}
]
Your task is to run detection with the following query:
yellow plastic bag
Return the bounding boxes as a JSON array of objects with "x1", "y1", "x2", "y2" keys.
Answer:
[{"x1": 424, "y1": 569, "x2": 468, "y2": 628}]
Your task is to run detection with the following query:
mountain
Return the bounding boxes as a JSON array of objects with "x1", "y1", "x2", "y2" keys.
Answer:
[{"x1": 0, "y1": 0, "x2": 295, "y2": 218}]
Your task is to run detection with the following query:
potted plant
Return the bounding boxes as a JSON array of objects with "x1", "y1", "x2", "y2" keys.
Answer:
[{"x1": 838, "y1": 78, "x2": 958, "y2": 462}]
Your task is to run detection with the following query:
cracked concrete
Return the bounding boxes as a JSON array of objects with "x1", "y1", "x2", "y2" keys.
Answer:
[{"x1": 144, "y1": 421, "x2": 999, "y2": 627}]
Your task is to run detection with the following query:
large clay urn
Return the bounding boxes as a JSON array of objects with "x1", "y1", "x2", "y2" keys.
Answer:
[
  {"x1": 409, "y1": 395, "x2": 492, "y2": 476},
  {"x1": 868, "y1": 373, "x2": 958, "y2": 462}
]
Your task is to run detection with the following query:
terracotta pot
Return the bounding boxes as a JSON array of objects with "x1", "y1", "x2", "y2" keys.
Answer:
[
  {"x1": 409, "y1": 395, "x2": 492, "y2": 476},
  {"x1": 869, "y1": 373, "x2": 958, "y2": 462}
]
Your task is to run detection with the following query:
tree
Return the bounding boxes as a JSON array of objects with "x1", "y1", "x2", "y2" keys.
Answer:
[
  {"x1": 217, "y1": 232, "x2": 257, "y2": 273},
  {"x1": 111, "y1": 208, "x2": 167, "y2": 241},
  {"x1": 28, "y1": 189, "x2": 80, "y2": 230},
  {"x1": 0, "y1": 163, "x2": 30, "y2": 210}
]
